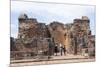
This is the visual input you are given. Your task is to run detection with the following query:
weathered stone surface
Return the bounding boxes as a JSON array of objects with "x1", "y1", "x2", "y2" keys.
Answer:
[
  {"x1": 13, "y1": 14, "x2": 52, "y2": 57},
  {"x1": 11, "y1": 14, "x2": 95, "y2": 59},
  {"x1": 48, "y1": 21, "x2": 69, "y2": 49}
]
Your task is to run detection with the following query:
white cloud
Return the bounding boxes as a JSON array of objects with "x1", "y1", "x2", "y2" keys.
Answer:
[{"x1": 11, "y1": 1, "x2": 95, "y2": 22}]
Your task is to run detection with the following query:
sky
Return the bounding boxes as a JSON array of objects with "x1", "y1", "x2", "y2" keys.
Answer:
[{"x1": 11, "y1": 1, "x2": 96, "y2": 38}]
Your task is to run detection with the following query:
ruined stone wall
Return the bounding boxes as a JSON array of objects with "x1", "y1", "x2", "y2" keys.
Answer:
[
  {"x1": 18, "y1": 14, "x2": 50, "y2": 39},
  {"x1": 70, "y1": 16, "x2": 91, "y2": 54},
  {"x1": 48, "y1": 22, "x2": 70, "y2": 49},
  {"x1": 16, "y1": 14, "x2": 51, "y2": 54},
  {"x1": 11, "y1": 14, "x2": 95, "y2": 59},
  {"x1": 14, "y1": 14, "x2": 93, "y2": 54}
]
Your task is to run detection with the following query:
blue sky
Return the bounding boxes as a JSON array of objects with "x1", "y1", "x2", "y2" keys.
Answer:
[{"x1": 11, "y1": 1, "x2": 95, "y2": 38}]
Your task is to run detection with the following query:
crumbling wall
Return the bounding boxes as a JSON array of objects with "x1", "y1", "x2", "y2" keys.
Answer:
[
  {"x1": 11, "y1": 14, "x2": 95, "y2": 58},
  {"x1": 48, "y1": 21, "x2": 70, "y2": 49}
]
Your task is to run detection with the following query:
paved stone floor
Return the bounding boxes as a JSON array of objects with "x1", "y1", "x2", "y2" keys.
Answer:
[{"x1": 10, "y1": 54, "x2": 95, "y2": 67}]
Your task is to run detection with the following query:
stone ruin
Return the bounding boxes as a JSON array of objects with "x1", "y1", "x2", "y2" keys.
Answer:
[{"x1": 10, "y1": 14, "x2": 95, "y2": 59}]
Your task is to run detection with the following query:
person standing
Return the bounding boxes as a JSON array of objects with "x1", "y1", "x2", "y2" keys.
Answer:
[
  {"x1": 63, "y1": 45, "x2": 66, "y2": 56},
  {"x1": 54, "y1": 44, "x2": 58, "y2": 56},
  {"x1": 60, "y1": 45, "x2": 63, "y2": 56}
]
